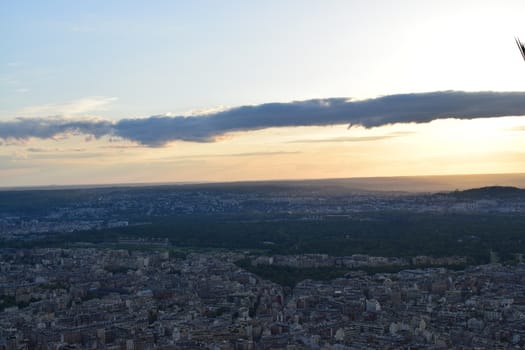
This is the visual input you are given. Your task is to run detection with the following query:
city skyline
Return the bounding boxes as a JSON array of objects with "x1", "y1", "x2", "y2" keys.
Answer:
[{"x1": 2, "y1": 1, "x2": 525, "y2": 186}]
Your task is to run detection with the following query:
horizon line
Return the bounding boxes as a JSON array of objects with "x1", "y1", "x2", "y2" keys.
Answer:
[{"x1": 1, "y1": 171, "x2": 524, "y2": 192}]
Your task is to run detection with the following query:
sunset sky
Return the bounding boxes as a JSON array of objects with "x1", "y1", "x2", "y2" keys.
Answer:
[{"x1": 1, "y1": 0, "x2": 525, "y2": 187}]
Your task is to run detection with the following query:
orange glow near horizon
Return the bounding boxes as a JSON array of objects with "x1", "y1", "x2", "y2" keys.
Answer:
[{"x1": 1, "y1": 116, "x2": 524, "y2": 187}]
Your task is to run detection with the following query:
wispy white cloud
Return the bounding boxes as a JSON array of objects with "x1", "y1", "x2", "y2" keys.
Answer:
[
  {"x1": 18, "y1": 96, "x2": 117, "y2": 117},
  {"x1": 178, "y1": 151, "x2": 301, "y2": 159},
  {"x1": 184, "y1": 105, "x2": 231, "y2": 117},
  {"x1": 28, "y1": 152, "x2": 105, "y2": 160},
  {"x1": 288, "y1": 132, "x2": 414, "y2": 144},
  {"x1": 26, "y1": 147, "x2": 87, "y2": 153},
  {"x1": 100, "y1": 144, "x2": 143, "y2": 149}
]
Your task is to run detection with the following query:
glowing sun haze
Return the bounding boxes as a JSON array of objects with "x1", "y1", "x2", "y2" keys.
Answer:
[{"x1": 1, "y1": 0, "x2": 525, "y2": 187}]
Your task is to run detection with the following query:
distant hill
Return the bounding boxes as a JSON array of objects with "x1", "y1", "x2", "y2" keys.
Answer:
[{"x1": 448, "y1": 186, "x2": 525, "y2": 199}]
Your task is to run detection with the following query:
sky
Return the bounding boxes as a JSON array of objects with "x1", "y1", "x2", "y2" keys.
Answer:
[{"x1": 1, "y1": 0, "x2": 525, "y2": 187}]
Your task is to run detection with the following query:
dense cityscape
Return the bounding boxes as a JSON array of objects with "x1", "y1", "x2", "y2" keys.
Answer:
[
  {"x1": 1, "y1": 248, "x2": 525, "y2": 349},
  {"x1": 0, "y1": 182, "x2": 524, "y2": 349},
  {"x1": 1, "y1": 183, "x2": 524, "y2": 240}
]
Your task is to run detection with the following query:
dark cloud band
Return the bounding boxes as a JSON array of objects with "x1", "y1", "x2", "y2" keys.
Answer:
[
  {"x1": 0, "y1": 117, "x2": 112, "y2": 140},
  {"x1": 2, "y1": 91, "x2": 525, "y2": 146}
]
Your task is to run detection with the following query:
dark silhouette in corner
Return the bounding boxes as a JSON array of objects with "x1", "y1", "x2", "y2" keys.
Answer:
[{"x1": 516, "y1": 37, "x2": 525, "y2": 61}]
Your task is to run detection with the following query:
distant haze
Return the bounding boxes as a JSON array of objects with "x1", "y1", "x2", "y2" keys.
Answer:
[
  {"x1": 302, "y1": 173, "x2": 525, "y2": 192},
  {"x1": 2, "y1": 173, "x2": 524, "y2": 193}
]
